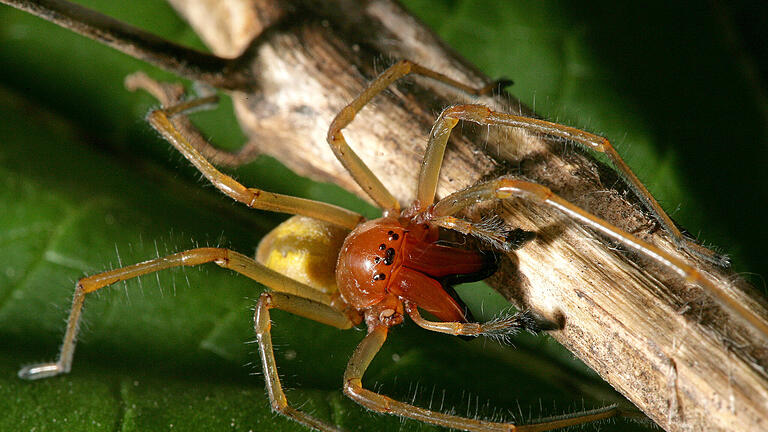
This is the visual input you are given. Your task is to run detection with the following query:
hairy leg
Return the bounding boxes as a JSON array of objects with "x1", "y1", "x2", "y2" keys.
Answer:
[
  {"x1": 18, "y1": 248, "x2": 335, "y2": 380},
  {"x1": 417, "y1": 103, "x2": 727, "y2": 266},
  {"x1": 343, "y1": 325, "x2": 621, "y2": 431},
  {"x1": 254, "y1": 291, "x2": 353, "y2": 431},
  {"x1": 327, "y1": 60, "x2": 509, "y2": 212},
  {"x1": 146, "y1": 96, "x2": 364, "y2": 230},
  {"x1": 126, "y1": 72, "x2": 261, "y2": 167},
  {"x1": 431, "y1": 177, "x2": 768, "y2": 339}
]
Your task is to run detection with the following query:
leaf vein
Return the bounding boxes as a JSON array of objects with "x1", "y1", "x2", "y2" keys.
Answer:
[{"x1": 0, "y1": 204, "x2": 80, "y2": 314}]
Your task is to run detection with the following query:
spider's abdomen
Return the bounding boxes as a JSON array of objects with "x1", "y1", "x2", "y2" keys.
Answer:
[
  {"x1": 336, "y1": 216, "x2": 496, "y2": 323},
  {"x1": 256, "y1": 215, "x2": 350, "y2": 295}
]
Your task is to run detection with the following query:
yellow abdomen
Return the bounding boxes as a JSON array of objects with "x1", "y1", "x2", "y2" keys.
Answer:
[{"x1": 256, "y1": 216, "x2": 350, "y2": 295}]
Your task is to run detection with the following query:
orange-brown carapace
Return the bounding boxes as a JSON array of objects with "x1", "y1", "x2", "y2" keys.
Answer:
[{"x1": 336, "y1": 215, "x2": 495, "y2": 324}]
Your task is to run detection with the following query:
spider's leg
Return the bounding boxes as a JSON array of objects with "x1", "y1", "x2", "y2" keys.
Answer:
[
  {"x1": 254, "y1": 292, "x2": 353, "y2": 432},
  {"x1": 126, "y1": 72, "x2": 260, "y2": 168},
  {"x1": 431, "y1": 215, "x2": 535, "y2": 252},
  {"x1": 18, "y1": 248, "x2": 340, "y2": 380},
  {"x1": 416, "y1": 112, "x2": 459, "y2": 208},
  {"x1": 147, "y1": 97, "x2": 363, "y2": 230},
  {"x1": 423, "y1": 103, "x2": 726, "y2": 266},
  {"x1": 0, "y1": 0, "x2": 251, "y2": 90},
  {"x1": 344, "y1": 325, "x2": 621, "y2": 431},
  {"x1": 404, "y1": 301, "x2": 544, "y2": 341},
  {"x1": 431, "y1": 177, "x2": 768, "y2": 339},
  {"x1": 327, "y1": 60, "x2": 506, "y2": 212}
]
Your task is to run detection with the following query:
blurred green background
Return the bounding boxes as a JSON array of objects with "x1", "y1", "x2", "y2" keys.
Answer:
[{"x1": 0, "y1": 1, "x2": 765, "y2": 431}]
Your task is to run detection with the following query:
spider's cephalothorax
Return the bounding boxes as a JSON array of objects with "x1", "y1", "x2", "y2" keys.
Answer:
[{"x1": 336, "y1": 212, "x2": 497, "y2": 327}]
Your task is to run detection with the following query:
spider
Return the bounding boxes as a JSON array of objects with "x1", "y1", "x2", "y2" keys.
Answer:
[
  {"x1": 4, "y1": 0, "x2": 760, "y2": 432},
  {"x1": 15, "y1": 55, "x2": 744, "y2": 430}
]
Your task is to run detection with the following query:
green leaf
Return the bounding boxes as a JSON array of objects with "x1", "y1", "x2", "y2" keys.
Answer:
[{"x1": 0, "y1": 1, "x2": 764, "y2": 431}]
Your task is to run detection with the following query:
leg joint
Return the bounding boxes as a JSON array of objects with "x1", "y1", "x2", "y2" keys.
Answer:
[
  {"x1": 389, "y1": 59, "x2": 413, "y2": 76},
  {"x1": 495, "y1": 177, "x2": 553, "y2": 202},
  {"x1": 441, "y1": 104, "x2": 492, "y2": 123},
  {"x1": 342, "y1": 378, "x2": 360, "y2": 397},
  {"x1": 253, "y1": 292, "x2": 274, "y2": 334},
  {"x1": 343, "y1": 379, "x2": 392, "y2": 413},
  {"x1": 258, "y1": 291, "x2": 274, "y2": 307},
  {"x1": 326, "y1": 128, "x2": 345, "y2": 148},
  {"x1": 269, "y1": 398, "x2": 289, "y2": 414}
]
